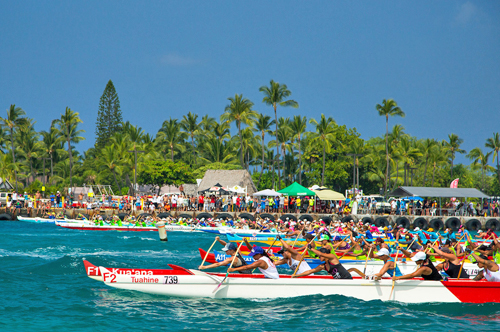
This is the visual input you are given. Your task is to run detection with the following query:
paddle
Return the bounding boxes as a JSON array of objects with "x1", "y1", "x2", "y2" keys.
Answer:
[
  {"x1": 291, "y1": 231, "x2": 322, "y2": 277},
  {"x1": 363, "y1": 247, "x2": 373, "y2": 274},
  {"x1": 199, "y1": 238, "x2": 218, "y2": 268},
  {"x1": 290, "y1": 232, "x2": 302, "y2": 249},
  {"x1": 389, "y1": 248, "x2": 400, "y2": 300},
  {"x1": 452, "y1": 234, "x2": 466, "y2": 249},
  {"x1": 250, "y1": 235, "x2": 280, "y2": 273},
  {"x1": 406, "y1": 236, "x2": 418, "y2": 251},
  {"x1": 212, "y1": 240, "x2": 245, "y2": 293},
  {"x1": 457, "y1": 234, "x2": 492, "y2": 280}
]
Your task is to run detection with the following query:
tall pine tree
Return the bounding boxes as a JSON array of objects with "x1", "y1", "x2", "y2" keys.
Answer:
[{"x1": 95, "y1": 80, "x2": 123, "y2": 149}]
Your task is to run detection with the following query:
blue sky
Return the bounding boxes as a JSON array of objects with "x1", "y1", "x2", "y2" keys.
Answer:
[{"x1": 1, "y1": 1, "x2": 499, "y2": 164}]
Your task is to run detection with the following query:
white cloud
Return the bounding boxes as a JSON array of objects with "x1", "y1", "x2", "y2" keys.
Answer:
[
  {"x1": 455, "y1": 1, "x2": 477, "y2": 25},
  {"x1": 160, "y1": 53, "x2": 199, "y2": 66}
]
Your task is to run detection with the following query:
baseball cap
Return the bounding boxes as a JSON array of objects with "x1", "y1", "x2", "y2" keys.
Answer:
[
  {"x1": 472, "y1": 254, "x2": 488, "y2": 264},
  {"x1": 318, "y1": 248, "x2": 330, "y2": 254},
  {"x1": 320, "y1": 235, "x2": 330, "y2": 241},
  {"x1": 376, "y1": 248, "x2": 390, "y2": 256},
  {"x1": 411, "y1": 252, "x2": 427, "y2": 262},
  {"x1": 221, "y1": 243, "x2": 238, "y2": 252},
  {"x1": 248, "y1": 246, "x2": 265, "y2": 257}
]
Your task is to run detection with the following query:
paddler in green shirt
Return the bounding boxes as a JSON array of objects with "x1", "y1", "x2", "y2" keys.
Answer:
[
  {"x1": 423, "y1": 241, "x2": 438, "y2": 262},
  {"x1": 337, "y1": 234, "x2": 369, "y2": 260},
  {"x1": 295, "y1": 233, "x2": 319, "y2": 258}
]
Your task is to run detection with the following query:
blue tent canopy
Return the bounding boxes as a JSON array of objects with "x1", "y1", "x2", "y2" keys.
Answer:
[{"x1": 401, "y1": 196, "x2": 423, "y2": 201}]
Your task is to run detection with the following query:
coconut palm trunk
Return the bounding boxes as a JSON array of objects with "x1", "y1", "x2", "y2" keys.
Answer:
[
  {"x1": 423, "y1": 157, "x2": 429, "y2": 186},
  {"x1": 322, "y1": 144, "x2": 326, "y2": 186},
  {"x1": 238, "y1": 122, "x2": 244, "y2": 168},
  {"x1": 10, "y1": 131, "x2": 17, "y2": 190},
  {"x1": 273, "y1": 103, "x2": 281, "y2": 188},
  {"x1": 385, "y1": 115, "x2": 389, "y2": 194},
  {"x1": 298, "y1": 135, "x2": 302, "y2": 184},
  {"x1": 258, "y1": 132, "x2": 265, "y2": 186},
  {"x1": 67, "y1": 137, "x2": 73, "y2": 188}
]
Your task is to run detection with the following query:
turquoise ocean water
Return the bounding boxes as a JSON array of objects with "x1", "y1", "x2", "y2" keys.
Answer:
[{"x1": 1, "y1": 220, "x2": 500, "y2": 332}]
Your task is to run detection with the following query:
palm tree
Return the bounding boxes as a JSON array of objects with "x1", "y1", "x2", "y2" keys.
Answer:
[
  {"x1": 376, "y1": 99, "x2": 405, "y2": 195},
  {"x1": 420, "y1": 138, "x2": 437, "y2": 186},
  {"x1": 253, "y1": 114, "x2": 275, "y2": 187},
  {"x1": 2, "y1": 104, "x2": 27, "y2": 190},
  {"x1": 277, "y1": 117, "x2": 292, "y2": 184},
  {"x1": 56, "y1": 107, "x2": 85, "y2": 189},
  {"x1": 200, "y1": 137, "x2": 237, "y2": 164},
  {"x1": 259, "y1": 80, "x2": 299, "y2": 189},
  {"x1": 485, "y1": 133, "x2": 500, "y2": 187},
  {"x1": 309, "y1": 114, "x2": 337, "y2": 186},
  {"x1": 156, "y1": 118, "x2": 186, "y2": 162},
  {"x1": 16, "y1": 119, "x2": 42, "y2": 186},
  {"x1": 388, "y1": 124, "x2": 406, "y2": 189},
  {"x1": 429, "y1": 142, "x2": 447, "y2": 186},
  {"x1": 200, "y1": 115, "x2": 217, "y2": 132},
  {"x1": 467, "y1": 147, "x2": 495, "y2": 191},
  {"x1": 444, "y1": 133, "x2": 465, "y2": 179},
  {"x1": 41, "y1": 120, "x2": 63, "y2": 184},
  {"x1": 180, "y1": 112, "x2": 200, "y2": 165},
  {"x1": 97, "y1": 145, "x2": 122, "y2": 193},
  {"x1": 290, "y1": 115, "x2": 307, "y2": 184},
  {"x1": 221, "y1": 94, "x2": 257, "y2": 168},
  {"x1": 398, "y1": 136, "x2": 422, "y2": 185}
]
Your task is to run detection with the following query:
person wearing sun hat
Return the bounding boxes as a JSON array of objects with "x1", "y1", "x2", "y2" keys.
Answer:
[
  {"x1": 392, "y1": 251, "x2": 442, "y2": 281},
  {"x1": 199, "y1": 240, "x2": 250, "y2": 273},
  {"x1": 371, "y1": 248, "x2": 403, "y2": 280},
  {"x1": 229, "y1": 246, "x2": 279, "y2": 279}
]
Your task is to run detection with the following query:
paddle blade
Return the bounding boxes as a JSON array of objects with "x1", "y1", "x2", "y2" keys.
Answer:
[{"x1": 212, "y1": 276, "x2": 227, "y2": 293}]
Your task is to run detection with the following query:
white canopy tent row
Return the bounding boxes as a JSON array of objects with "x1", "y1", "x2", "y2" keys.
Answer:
[{"x1": 253, "y1": 189, "x2": 281, "y2": 197}]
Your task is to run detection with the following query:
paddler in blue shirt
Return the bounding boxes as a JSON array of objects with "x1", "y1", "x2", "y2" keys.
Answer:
[
  {"x1": 370, "y1": 247, "x2": 403, "y2": 280},
  {"x1": 199, "y1": 239, "x2": 250, "y2": 273}
]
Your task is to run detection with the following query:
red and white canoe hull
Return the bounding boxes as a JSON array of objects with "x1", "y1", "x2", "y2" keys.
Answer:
[{"x1": 83, "y1": 260, "x2": 500, "y2": 303}]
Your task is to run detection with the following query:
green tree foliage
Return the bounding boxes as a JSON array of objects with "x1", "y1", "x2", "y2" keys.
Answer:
[
  {"x1": 259, "y1": 80, "x2": 299, "y2": 189},
  {"x1": 4, "y1": 83, "x2": 500, "y2": 197},
  {"x1": 376, "y1": 99, "x2": 405, "y2": 195},
  {"x1": 95, "y1": 80, "x2": 123, "y2": 149},
  {"x1": 138, "y1": 160, "x2": 195, "y2": 194}
]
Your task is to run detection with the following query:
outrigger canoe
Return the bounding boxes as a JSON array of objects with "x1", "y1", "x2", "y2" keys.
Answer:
[
  {"x1": 83, "y1": 260, "x2": 500, "y2": 303},
  {"x1": 17, "y1": 216, "x2": 85, "y2": 224},
  {"x1": 56, "y1": 221, "x2": 225, "y2": 233},
  {"x1": 198, "y1": 249, "x2": 481, "y2": 277},
  {"x1": 226, "y1": 234, "x2": 492, "y2": 248}
]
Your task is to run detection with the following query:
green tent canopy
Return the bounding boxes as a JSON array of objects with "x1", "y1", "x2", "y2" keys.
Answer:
[{"x1": 278, "y1": 182, "x2": 316, "y2": 197}]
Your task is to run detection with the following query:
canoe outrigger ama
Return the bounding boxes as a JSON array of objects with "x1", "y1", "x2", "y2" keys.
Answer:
[{"x1": 83, "y1": 260, "x2": 500, "y2": 303}]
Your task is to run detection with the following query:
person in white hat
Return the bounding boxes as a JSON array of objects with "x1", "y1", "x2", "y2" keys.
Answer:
[
  {"x1": 392, "y1": 251, "x2": 442, "y2": 281},
  {"x1": 371, "y1": 248, "x2": 403, "y2": 280}
]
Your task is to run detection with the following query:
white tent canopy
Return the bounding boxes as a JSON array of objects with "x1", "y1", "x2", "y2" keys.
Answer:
[
  {"x1": 228, "y1": 185, "x2": 247, "y2": 194},
  {"x1": 253, "y1": 189, "x2": 281, "y2": 197}
]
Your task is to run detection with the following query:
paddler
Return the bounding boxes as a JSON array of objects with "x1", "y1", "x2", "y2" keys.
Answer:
[
  {"x1": 293, "y1": 247, "x2": 355, "y2": 279},
  {"x1": 228, "y1": 246, "x2": 279, "y2": 279},
  {"x1": 431, "y1": 245, "x2": 469, "y2": 279},
  {"x1": 374, "y1": 237, "x2": 390, "y2": 251},
  {"x1": 391, "y1": 251, "x2": 442, "y2": 281},
  {"x1": 371, "y1": 248, "x2": 403, "y2": 280},
  {"x1": 468, "y1": 251, "x2": 500, "y2": 282},
  {"x1": 198, "y1": 240, "x2": 250, "y2": 273},
  {"x1": 274, "y1": 237, "x2": 313, "y2": 275}
]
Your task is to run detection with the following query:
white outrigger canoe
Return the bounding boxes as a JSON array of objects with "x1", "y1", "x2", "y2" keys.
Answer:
[
  {"x1": 17, "y1": 216, "x2": 83, "y2": 224},
  {"x1": 56, "y1": 221, "x2": 228, "y2": 233},
  {"x1": 83, "y1": 260, "x2": 500, "y2": 303}
]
